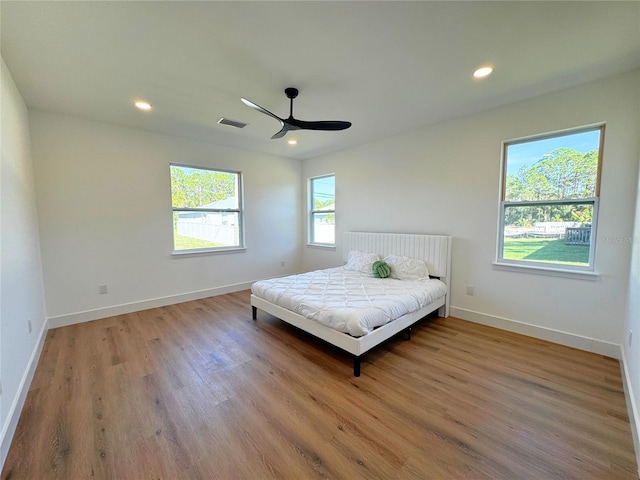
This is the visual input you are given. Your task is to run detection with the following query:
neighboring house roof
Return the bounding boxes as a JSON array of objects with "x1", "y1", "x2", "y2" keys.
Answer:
[
  {"x1": 176, "y1": 197, "x2": 238, "y2": 217},
  {"x1": 317, "y1": 203, "x2": 335, "y2": 211},
  {"x1": 201, "y1": 197, "x2": 237, "y2": 209}
]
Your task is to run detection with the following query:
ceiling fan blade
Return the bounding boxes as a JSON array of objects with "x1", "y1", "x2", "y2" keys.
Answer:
[
  {"x1": 271, "y1": 129, "x2": 288, "y2": 139},
  {"x1": 242, "y1": 89, "x2": 351, "y2": 139},
  {"x1": 271, "y1": 123, "x2": 297, "y2": 139},
  {"x1": 241, "y1": 97, "x2": 284, "y2": 126},
  {"x1": 289, "y1": 119, "x2": 352, "y2": 131}
]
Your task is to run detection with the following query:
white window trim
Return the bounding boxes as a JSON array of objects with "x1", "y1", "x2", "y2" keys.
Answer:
[
  {"x1": 491, "y1": 261, "x2": 599, "y2": 281},
  {"x1": 495, "y1": 124, "x2": 604, "y2": 275},
  {"x1": 308, "y1": 174, "x2": 335, "y2": 248},
  {"x1": 170, "y1": 163, "x2": 245, "y2": 255},
  {"x1": 172, "y1": 246, "x2": 247, "y2": 257}
]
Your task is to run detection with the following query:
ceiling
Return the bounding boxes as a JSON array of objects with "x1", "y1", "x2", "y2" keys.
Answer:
[{"x1": 2, "y1": 1, "x2": 639, "y2": 161}]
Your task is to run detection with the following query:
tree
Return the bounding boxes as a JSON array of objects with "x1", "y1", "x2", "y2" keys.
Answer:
[
  {"x1": 314, "y1": 198, "x2": 335, "y2": 210},
  {"x1": 507, "y1": 148, "x2": 597, "y2": 202},
  {"x1": 504, "y1": 148, "x2": 597, "y2": 227},
  {"x1": 171, "y1": 167, "x2": 236, "y2": 208}
]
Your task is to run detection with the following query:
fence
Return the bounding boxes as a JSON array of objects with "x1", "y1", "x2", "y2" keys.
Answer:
[
  {"x1": 505, "y1": 222, "x2": 590, "y2": 246},
  {"x1": 565, "y1": 227, "x2": 591, "y2": 245},
  {"x1": 313, "y1": 223, "x2": 335, "y2": 244},
  {"x1": 176, "y1": 219, "x2": 238, "y2": 246}
]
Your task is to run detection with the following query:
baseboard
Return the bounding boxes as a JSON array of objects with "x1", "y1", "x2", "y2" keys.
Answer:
[
  {"x1": 1, "y1": 318, "x2": 48, "y2": 469},
  {"x1": 4, "y1": 296, "x2": 637, "y2": 473},
  {"x1": 449, "y1": 306, "x2": 621, "y2": 359},
  {"x1": 449, "y1": 307, "x2": 638, "y2": 471},
  {"x1": 2, "y1": 280, "x2": 257, "y2": 470},
  {"x1": 48, "y1": 281, "x2": 254, "y2": 328},
  {"x1": 620, "y1": 350, "x2": 640, "y2": 476}
]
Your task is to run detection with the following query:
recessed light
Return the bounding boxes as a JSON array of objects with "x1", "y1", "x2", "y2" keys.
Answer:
[
  {"x1": 287, "y1": 139, "x2": 297, "y2": 145},
  {"x1": 473, "y1": 66, "x2": 493, "y2": 79},
  {"x1": 134, "y1": 100, "x2": 152, "y2": 111}
]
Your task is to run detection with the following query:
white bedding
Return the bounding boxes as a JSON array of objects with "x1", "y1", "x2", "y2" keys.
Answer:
[{"x1": 251, "y1": 267, "x2": 447, "y2": 337}]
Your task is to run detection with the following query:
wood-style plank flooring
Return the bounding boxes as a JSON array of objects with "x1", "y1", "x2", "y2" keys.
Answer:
[{"x1": 2, "y1": 290, "x2": 638, "y2": 479}]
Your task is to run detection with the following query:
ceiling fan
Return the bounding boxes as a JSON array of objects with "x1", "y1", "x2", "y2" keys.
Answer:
[{"x1": 241, "y1": 87, "x2": 351, "y2": 139}]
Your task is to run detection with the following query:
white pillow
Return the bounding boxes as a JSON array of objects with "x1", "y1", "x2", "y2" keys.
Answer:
[
  {"x1": 344, "y1": 251, "x2": 380, "y2": 276},
  {"x1": 383, "y1": 255, "x2": 429, "y2": 280}
]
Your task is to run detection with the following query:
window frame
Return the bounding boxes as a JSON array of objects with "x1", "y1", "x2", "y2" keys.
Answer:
[
  {"x1": 170, "y1": 163, "x2": 245, "y2": 255},
  {"x1": 308, "y1": 174, "x2": 336, "y2": 247},
  {"x1": 495, "y1": 124, "x2": 605, "y2": 274}
]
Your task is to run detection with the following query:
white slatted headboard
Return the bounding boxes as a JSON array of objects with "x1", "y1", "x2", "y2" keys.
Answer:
[
  {"x1": 343, "y1": 232, "x2": 452, "y2": 316},
  {"x1": 342, "y1": 232, "x2": 452, "y2": 318},
  {"x1": 343, "y1": 232, "x2": 451, "y2": 279}
]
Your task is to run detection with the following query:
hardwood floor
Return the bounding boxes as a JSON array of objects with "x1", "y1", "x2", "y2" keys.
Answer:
[{"x1": 2, "y1": 290, "x2": 638, "y2": 479}]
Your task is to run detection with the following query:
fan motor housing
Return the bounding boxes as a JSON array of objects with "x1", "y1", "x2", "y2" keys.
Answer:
[{"x1": 285, "y1": 87, "x2": 299, "y2": 99}]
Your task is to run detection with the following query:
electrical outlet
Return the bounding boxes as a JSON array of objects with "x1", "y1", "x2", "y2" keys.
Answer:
[
  {"x1": 28, "y1": 320, "x2": 32, "y2": 333},
  {"x1": 280, "y1": 260, "x2": 285, "y2": 267},
  {"x1": 466, "y1": 285, "x2": 475, "y2": 295},
  {"x1": 99, "y1": 284, "x2": 108, "y2": 295},
  {"x1": 629, "y1": 330, "x2": 633, "y2": 347}
]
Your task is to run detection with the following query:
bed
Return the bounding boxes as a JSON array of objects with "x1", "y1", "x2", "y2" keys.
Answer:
[{"x1": 251, "y1": 232, "x2": 452, "y2": 376}]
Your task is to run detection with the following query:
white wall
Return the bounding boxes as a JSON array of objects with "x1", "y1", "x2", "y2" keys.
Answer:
[
  {"x1": 1, "y1": 60, "x2": 638, "y2": 474},
  {"x1": 303, "y1": 70, "x2": 640, "y2": 467},
  {"x1": 29, "y1": 111, "x2": 302, "y2": 326},
  {"x1": 302, "y1": 69, "x2": 639, "y2": 355},
  {"x1": 0, "y1": 59, "x2": 48, "y2": 467},
  {"x1": 623, "y1": 117, "x2": 640, "y2": 471}
]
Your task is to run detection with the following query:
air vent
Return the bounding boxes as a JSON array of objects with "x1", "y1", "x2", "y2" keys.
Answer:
[{"x1": 217, "y1": 117, "x2": 247, "y2": 129}]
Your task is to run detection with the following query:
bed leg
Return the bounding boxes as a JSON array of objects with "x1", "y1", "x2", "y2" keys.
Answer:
[
  {"x1": 407, "y1": 327, "x2": 412, "y2": 341},
  {"x1": 353, "y1": 357, "x2": 361, "y2": 377},
  {"x1": 252, "y1": 305, "x2": 257, "y2": 320}
]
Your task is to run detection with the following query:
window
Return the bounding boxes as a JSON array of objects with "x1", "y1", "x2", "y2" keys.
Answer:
[
  {"x1": 309, "y1": 174, "x2": 335, "y2": 246},
  {"x1": 170, "y1": 164, "x2": 244, "y2": 253},
  {"x1": 497, "y1": 125, "x2": 604, "y2": 271}
]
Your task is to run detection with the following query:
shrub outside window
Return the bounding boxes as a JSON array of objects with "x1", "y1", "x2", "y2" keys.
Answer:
[
  {"x1": 309, "y1": 174, "x2": 335, "y2": 246},
  {"x1": 170, "y1": 164, "x2": 244, "y2": 253},
  {"x1": 497, "y1": 125, "x2": 604, "y2": 271}
]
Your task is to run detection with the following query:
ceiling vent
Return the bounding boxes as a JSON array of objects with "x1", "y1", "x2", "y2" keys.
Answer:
[{"x1": 217, "y1": 117, "x2": 247, "y2": 129}]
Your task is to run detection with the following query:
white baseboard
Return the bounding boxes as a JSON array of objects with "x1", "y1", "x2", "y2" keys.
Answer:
[
  {"x1": 1, "y1": 280, "x2": 255, "y2": 472},
  {"x1": 3, "y1": 297, "x2": 637, "y2": 474},
  {"x1": 449, "y1": 306, "x2": 621, "y2": 359},
  {"x1": 48, "y1": 281, "x2": 254, "y2": 328},
  {"x1": 620, "y1": 352, "x2": 640, "y2": 476},
  {"x1": 450, "y1": 306, "x2": 639, "y2": 473},
  {"x1": 1, "y1": 318, "x2": 48, "y2": 470}
]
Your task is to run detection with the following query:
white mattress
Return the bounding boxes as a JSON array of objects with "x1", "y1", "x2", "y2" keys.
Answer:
[{"x1": 251, "y1": 267, "x2": 447, "y2": 337}]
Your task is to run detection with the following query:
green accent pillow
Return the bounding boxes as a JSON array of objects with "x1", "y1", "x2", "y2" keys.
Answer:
[{"x1": 372, "y1": 260, "x2": 391, "y2": 278}]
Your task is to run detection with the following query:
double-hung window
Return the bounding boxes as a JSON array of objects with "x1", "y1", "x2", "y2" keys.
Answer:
[
  {"x1": 309, "y1": 174, "x2": 335, "y2": 246},
  {"x1": 170, "y1": 164, "x2": 244, "y2": 253},
  {"x1": 497, "y1": 124, "x2": 604, "y2": 272}
]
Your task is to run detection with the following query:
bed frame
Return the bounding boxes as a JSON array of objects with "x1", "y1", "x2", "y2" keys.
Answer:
[{"x1": 251, "y1": 232, "x2": 452, "y2": 376}]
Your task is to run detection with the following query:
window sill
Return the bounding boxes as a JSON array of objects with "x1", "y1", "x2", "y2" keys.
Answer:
[
  {"x1": 492, "y1": 261, "x2": 599, "y2": 281},
  {"x1": 172, "y1": 247, "x2": 246, "y2": 257},
  {"x1": 307, "y1": 243, "x2": 336, "y2": 250}
]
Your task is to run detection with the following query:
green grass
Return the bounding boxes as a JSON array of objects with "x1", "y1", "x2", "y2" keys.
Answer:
[
  {"x1": 503, "y1": 238, "x2": 589, "y2": 266},
  {"x1": 174, "y1": 230, "x2": 225, "y2": 250}
]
